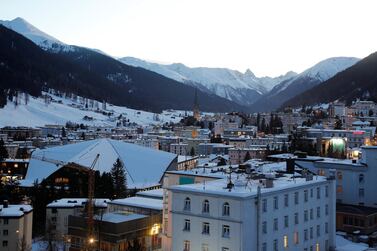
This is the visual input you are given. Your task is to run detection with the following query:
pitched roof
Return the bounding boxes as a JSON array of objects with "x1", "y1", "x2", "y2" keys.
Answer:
[{"x1": 21, "y1": 139, "x2": 177, "y2": 188}]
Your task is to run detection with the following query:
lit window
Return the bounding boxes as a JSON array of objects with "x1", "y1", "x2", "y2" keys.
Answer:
[
  {"x1": 202, "y1": 244, "x2": 209, "y2": 251},
  {"x1": 316, "y1": 243, "x2": 320, "y2": 251},
  {"x1": 337, "y1": 185, "x2": 343, "y2": 194},
  {"x1": 184, "y1": 240, "x2": 190, "y2": 251},
  {"x1": 294, "y1": 232, "x2": 299, "y2": 244},
  {"x1": 337, "y1": 171, "x2": 343, "y2": 180},
  {"x1": 284, "y1": 235, "x2": 288, "y2": 248}
]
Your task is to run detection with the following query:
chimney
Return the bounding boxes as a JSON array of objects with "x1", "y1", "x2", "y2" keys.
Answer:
[{"x1": 286, "y1": 158, "x2": 295, "y2": 174}]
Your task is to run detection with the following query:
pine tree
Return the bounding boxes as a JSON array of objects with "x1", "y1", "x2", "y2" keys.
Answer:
[
  {"x1": 61, "y1": 127, "x2": 66, "y2": 138},
  {"x1": 190, "y1": 147, "x2": 195, "y2": 157},
  {"x1": 244, "y1": 151, "x2": 251, "y2": 162},
  {"x1": 0, "y1": 139, "x2": 9, "y2": 161},
  {"x1": 110, "y1": 158, "x2": 127, "y2": 198}
]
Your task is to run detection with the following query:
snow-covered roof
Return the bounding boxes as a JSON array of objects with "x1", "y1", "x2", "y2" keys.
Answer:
[
  {"x1": 0, "y1": 204, "x2": 33, "y2": 217},
  {"x1": 109, "y1": 197, "x2": 163, "y2": 211},
  {"x1": 95, "y1": 212, "x2": 146, "y2": 223},
  {"x1": 47, "y1": 198, "x2": 109, "y2": 208},
  {"x1": 170, "y1": 174, "x2": 328, "y2": 199},
  {"x1": 21, "y1": 139, "x2": 177, "y2": 188},
  {"x1": 136, "y1": 188, "x2": 164, "y2": 199}
]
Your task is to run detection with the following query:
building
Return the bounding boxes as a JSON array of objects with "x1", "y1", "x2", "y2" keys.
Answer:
[
  {"x1": 0, "y1": 202, "x2": 33, "y2": 251},
  {"x1": 168, "y1": 171, "x2": 336, "y2": 251},
  {"x1": 228, "y1": 148, "x2": 267, "y2": 164},
  {"x1": 170, "y1": 143, "x2": 188, "y2": 156},
  {"x1": 69, "y1": 195, "x2": 163, "y2": 251},
  {"x1": 46, "y1": 198, "x2": 108, "y2": 242},
  {"x1": 20, "y1": 138, "x2": 178, "y2": 190}
]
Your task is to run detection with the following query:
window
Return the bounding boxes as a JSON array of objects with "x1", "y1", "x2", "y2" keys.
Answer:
[
  {"x1": 262, "y1": 242, "x2": 267, "y2": 251},
  {"x1": 337, "y1": 185, "x2": 343, "y2": 193},
  {"x1": 3, "y1": 229, "x2": 8, "y2": 235},
  {"x1": 310, "y1": 209, "x2": 314, "y2": 220},
  {"x1": 316, "y1": 225, "x2": 320, "y2": 237},
  {"x1": 294, "y1": 232, "x2": 299, "y2": 244},
  {"x1": 202, "y1": 222, "x2": 210, "y2": 235},
  {"x1": 222, "y1": 225, "x2": 230, "y2": 238},
  {"x1": 274, "y1": 196, "x2": 279, "y2": 209},
  {"x1": 325, "y1": 186, "x2": 329, "y2": 197},
  {"x1": 184, "y1": 240, "x2": 190, "y2": 251},
  {"x1": 284, "y1": 194, "x2": 289, "y2": 207},
  {"x1": 295, "y1": 213, "x2": 299, "y2": 225},
  {"x1": 223, "y1": 202, "x2": 230, "y2": 216},
  {"x1": 325, "y1": 223, "x2": 329, "y2": 234},
  {"x1": 304, "y1": 210, "x2": 308, "y2": 222},
  {"x1": 52, "y1": 208, "x2": 58, "y2": 213},
  {"x1": 316, "y1": 243, "x2": 320, "y2": 251},
  {"x1": 325, "y1": 204, "x2": 329, "y2": 216},
  {"x1": 3, "y1": 219, "x2": 8, "y2": 224},
  {"x1": 317, "y1": 187, "x2": 321, "y2": 199},
  {"x1": 202, "y1": 244, "x2": 209, "y2": 251},
  {"x1": 294, "y1": 192, "x2": 299, "y2": 205},
  {"x1": 359, "y1": 188, "x2": 365, "y2": 198},
  {"x1": 359, "y1": 174, "x2": 364, "y2": 183},
  {"x1": 184, "y1": 197, "x2": 191, "y2": 211},
  {"x1": 262, "y1": 199, "x2": 267, "y2": 212},
  {"x1": 284, "y1": 215, "x2": 289, "y2": 228},
  {"x1": 262, "y1": 221, "x2": 267, "y2": 234},
  {"x1": 317, "y1": 207, "x2": 321, "y2": 218},
  {"x1": 274, "y1": 218, "x2": 278, "y2": 231},
  {"x1": 274, "y1": 239, "x2": 278, "y2": 251},
  {"x1": 222, "y1": 248, "x2": 229, "y2": 251},
  {"x1": 183, "y1": 219, "x2": 190, "y2": 231},
  {"x1": 310, "y1": 188, "x2": 314, "y2": 198},
  {"x1": 337, "y1": 171, "x2": 343, "y2": 180},
  {"x1": 304, "y1": 190, "x2": 308, "y2": 202},
  {"x1": 310, "y1": 227, "x2": 313, "y2": 239},
  {"x1": 202, "y1": 200, "x2": 210, "y2": 213},
  {"x1": 304, "y1": 229, "x2": 308, "y2": 241},
  {"x1": 284, "y1": 235, "x2": 288, "y2": 248},
  {"x1": 2, "y1": 241, "x2": 8, "y2": 247}
]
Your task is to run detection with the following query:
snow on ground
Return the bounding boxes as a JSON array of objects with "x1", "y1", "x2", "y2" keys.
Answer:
[
  {"x1": 0, "y1": 92, "x2": 199, "y2": 127},
  {"x1": 336, "y1": 234, "x2": 369, "y2": 251}
]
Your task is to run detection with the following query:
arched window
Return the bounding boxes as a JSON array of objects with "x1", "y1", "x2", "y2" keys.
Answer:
[
  {"x1": 184, "y1": 197, "x2": 191, "y2": 211},
  {"x1": 223, "y1": 202, "x2": 230, "y2": 216},
  {"x1": 202, "y1": 199, "x2": 210, "y2": 213},
  {"x1": 359, "y1": 174, "x2": 364, "y2": 183}
]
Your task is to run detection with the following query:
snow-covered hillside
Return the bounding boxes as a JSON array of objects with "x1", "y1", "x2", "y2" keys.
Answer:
[
  {"x1": 0, "y1": 93, "x2": 192, "y2": 127},
  {"x1": 0, "y1": 17, "x2": 73, "y2": 52},
  {"x1": 120, "y1": 57, "x2": 296, "y2": 105}
]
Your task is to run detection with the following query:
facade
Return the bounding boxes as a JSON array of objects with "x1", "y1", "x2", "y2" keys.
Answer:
[
  {"x1": 46, "y1": 198, "x2": 108, "y2": 242},
  {"x1": 0, "y1": 203, "x2": 33, "y2": 251},
  {"x1": 169, "y1": 174, "x2": 336, "y2": 251},
  {"x1": 170, "y1": 143, "x2": 188, "y2": 156},
  {"x1": 228, "y1": 148, "x2": 267, "y2": 164}
]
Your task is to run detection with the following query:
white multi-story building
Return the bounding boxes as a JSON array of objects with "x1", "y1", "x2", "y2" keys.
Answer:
[
  {"x1": 170, "y1": 143, "x2": 189, "y2": 156},
  {"x1": 168, "y1": 173, "x2": 336, "y2": 251},
  {"x1": 0, "y1": 202, "x2": 33, "y2": 251}
]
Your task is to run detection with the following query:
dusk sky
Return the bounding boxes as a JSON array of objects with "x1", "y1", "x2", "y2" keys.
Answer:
[{"x1": 1, "y1": 0, "x2": 376, "y2": 77}]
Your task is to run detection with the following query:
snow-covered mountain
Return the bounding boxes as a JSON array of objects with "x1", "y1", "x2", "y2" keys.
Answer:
[
  {"x1": 0, "y1": 17, "x2": 74, "y2": 52},
  {"x1": 250, "y1": 57, "x2": 360, "y2": 112},
  {"x1": 120, "y1": 57, "x2": 297, "y2": 106}
]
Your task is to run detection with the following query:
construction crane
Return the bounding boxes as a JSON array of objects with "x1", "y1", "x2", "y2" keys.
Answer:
[
  {"x1": 86, "y1": 153, "x2": 100, "y2": 251},
  {"x1": 31, "y1": 153, "x2": 100, "y2": 250}
]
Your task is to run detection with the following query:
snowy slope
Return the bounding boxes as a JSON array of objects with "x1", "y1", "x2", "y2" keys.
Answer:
[
  {"x1": 120, "y1": 57, "x2": 296, "y2": 105},
  {"x1": 0, "y1": 17, "x2": 73, "y2": 52},
  {"x1": 0, "y1": 93, "x2": 193, "y2": 127}
]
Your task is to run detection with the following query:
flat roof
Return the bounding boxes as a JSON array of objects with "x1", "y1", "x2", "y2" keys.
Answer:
[
  {"x1": 95, "y1": 212, "x2": 146, "y2": 223},
  {"x1": 109, "y1": 197, "x2": 162, "y2": 211},
  {"x1": 0, "y1": 204, "x2": 33, "y2": 217},
  {"x1": 47, "y1": 198, "x2": 109, "y2": 208},
  {"x1": 170, "y1": 174, "x2": 328, "y2": 199}
]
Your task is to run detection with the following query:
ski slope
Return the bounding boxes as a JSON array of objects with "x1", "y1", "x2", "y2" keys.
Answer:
[{"x1": 0, "y1": 93, "x2": 192, "y2": 127}]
